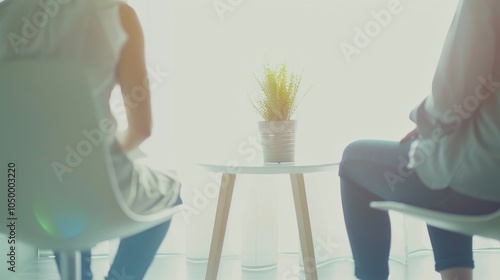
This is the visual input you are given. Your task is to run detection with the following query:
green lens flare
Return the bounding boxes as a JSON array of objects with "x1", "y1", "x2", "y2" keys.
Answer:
[{"x1": 34, "y1": 206, "x2": 87, "y2": 239}]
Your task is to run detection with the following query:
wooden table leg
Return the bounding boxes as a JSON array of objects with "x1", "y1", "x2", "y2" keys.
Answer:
[
  {"x1": 290, "y1": 173, "x2": 318, "y2": 280},
  {"x1": 205, "y1": 173, "x2": 237, "y2": 280}
]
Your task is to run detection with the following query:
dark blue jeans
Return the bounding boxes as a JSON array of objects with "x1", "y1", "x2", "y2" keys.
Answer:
[
  {"x1": 54, "y1": 195, "x2": 182, "y2": 280},
  {"x1": 339, "y1": 140, "x2": 500, "y2": 280}
]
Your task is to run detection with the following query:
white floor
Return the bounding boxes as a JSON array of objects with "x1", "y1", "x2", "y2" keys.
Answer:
[{"x1": 10, "y1": 251, "x2": 500, "y2": 280}]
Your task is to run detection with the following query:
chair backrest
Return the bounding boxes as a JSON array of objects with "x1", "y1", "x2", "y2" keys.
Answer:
[
  {"x1": 371, "y1": 201, "x2": 500, "y2": 240},
  {"x1": 0, "y1": 60, "x2": 180, "y2": 251}
]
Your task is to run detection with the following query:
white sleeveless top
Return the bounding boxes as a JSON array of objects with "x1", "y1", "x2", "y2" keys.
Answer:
[
  {"x1": 0, "y1": 0, "x2": 181, "y2": 214},
  {"x1": 0, "y1": 0, "x2": 126, "y2": 120}
]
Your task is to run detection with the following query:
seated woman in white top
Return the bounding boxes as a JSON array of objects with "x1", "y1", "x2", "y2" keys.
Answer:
[
  {"x1": 0, "y1": 0, "x2": 181, "y2": 279},
  {"x1": 339, "y1": 1, "x2": 500, "y2": 280}
]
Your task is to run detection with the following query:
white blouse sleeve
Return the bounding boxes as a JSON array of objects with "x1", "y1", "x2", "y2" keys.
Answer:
[{"x1": 409, "y1": 0, "x2": 499, "y2": 138}]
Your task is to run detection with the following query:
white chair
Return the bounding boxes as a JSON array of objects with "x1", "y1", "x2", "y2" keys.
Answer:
[
  {"x1": 370, "y1": 201, "x2": 500, "y2": 240},
  {"x1": 0, "y1": 61, "x2": 183, "y2": 280}
]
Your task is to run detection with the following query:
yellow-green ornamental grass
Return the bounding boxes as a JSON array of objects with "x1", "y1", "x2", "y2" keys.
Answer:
[{"x1": 252, "y1": 63, "x2": 310, "y2": 121}]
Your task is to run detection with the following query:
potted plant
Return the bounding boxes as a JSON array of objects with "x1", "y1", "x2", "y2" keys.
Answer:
[{"x1": 251, "y1": 62, "x2": 310, "y2": 163}]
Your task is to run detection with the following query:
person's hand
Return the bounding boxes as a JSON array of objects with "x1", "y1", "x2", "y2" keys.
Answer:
[{"x1": 400, "y1": 127, "x2": 420, "y2": 143}]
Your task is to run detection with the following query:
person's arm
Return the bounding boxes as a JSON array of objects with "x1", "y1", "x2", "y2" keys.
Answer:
[
  {"x1": 115, "y1": 3, "x2": 152, "y2": 152},
  {"x1": 409, "y1": 0, "x2": 499, "y2": 138}
]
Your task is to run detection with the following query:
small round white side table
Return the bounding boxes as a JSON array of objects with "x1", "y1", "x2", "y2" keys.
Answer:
[{"x1": 199, "y1": 162, "x2": 339, "y2": 280}]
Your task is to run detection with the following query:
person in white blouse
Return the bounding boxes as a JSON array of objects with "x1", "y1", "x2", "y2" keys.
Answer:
[
  {"x1": 0, "y1": 0, "x2": 181, "y2": 279},
  {"x1": 339, "y1": 0, "x2": 500, "y2": 280}
]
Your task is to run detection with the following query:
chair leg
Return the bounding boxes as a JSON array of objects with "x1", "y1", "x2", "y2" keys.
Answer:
[{"x1": 59, "y1": 251, "x2": 81, "y2": 280}]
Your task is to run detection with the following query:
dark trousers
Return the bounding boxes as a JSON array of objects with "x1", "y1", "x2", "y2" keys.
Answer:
[{"x1": 339, "y1": 140, "x2": 500, "y2": 280}]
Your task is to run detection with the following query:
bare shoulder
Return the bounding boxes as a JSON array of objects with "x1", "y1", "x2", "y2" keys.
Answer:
[
  {"x1": 119, "y1": 2, "x2": 137, "y2": 19},
  {"x1": 118, "y1": 3, "x2": 142, "y2": 36}
]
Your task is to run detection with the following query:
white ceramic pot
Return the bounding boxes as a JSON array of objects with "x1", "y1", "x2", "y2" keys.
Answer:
[{"x1": 258, "y1": 120, "x2": 297, "y2": 163}]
